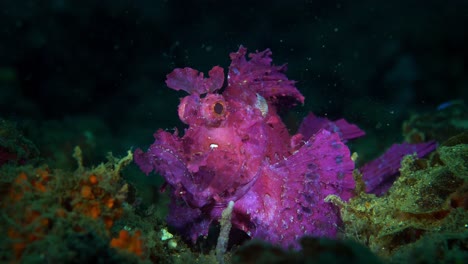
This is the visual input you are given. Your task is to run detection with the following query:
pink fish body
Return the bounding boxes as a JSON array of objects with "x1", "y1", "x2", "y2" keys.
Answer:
[{"x1": 134, "y1": 46, "x2": 435, "y2": 248}]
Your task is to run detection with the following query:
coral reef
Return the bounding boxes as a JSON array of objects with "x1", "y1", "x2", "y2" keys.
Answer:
[
  {"x1": 327, "y1": 135, "x2": 468, "y2": 261},
  {"x1": 0, "y1": 1, "x2": 466, "y2": 263},
  {"x1": 0, "y1": 147, "x2": 148, "y2": 263}
]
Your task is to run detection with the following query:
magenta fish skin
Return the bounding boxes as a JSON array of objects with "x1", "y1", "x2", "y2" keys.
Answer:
[{"x1": 134, "y1": 46, "x2": 435, "y2": 248}]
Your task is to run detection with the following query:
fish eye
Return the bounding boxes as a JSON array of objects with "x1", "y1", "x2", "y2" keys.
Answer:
[
  {"x1": 201, "y1": 94, "x2": 227, "y2": 126},
  {"x1": 213, "y1": 102, "x2": 224, "y2": 115}
]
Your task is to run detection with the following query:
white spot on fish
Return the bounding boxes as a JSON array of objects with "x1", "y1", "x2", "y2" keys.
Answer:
[
  {"x1": 210, "y1": 143, "x2": 218, "y2": 150},
  {"x1": 254, "y1": 93, "x2": 268, "y2": 117}
]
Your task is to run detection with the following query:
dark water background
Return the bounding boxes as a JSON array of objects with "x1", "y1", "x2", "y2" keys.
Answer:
[{"x1": 1, "y1": 0, "x2": 466, "y2": 164}]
